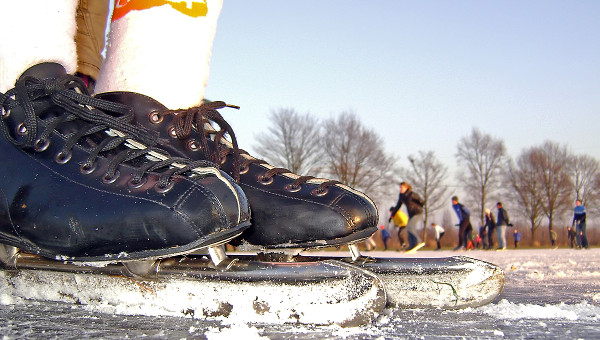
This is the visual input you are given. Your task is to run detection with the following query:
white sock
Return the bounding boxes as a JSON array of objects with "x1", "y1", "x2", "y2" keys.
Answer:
[
  {"x1": 95, "y1": 0, "x2": 223, "y2": 109},
  {"x1": 0, "y1": 0, "x2": 78, "y2": 93}
]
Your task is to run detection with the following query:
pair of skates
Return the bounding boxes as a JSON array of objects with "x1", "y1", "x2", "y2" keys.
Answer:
[{"x1": 0, "y1": 63, "x2": 504, "y2": 326}]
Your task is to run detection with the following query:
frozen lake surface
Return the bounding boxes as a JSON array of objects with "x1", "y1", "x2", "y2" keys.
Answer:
[{"x1": 1, "y1": 248, "x2": 599, "y2": 339}]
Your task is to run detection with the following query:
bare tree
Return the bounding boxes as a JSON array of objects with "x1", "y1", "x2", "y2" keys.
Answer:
[
  {"x1": 253, "y1": 108, "x2": 323, "y2": 175},
  {"x1": 455, "y1": 128, "x2": 507, "y2": 226},
  {"x1": 400, "y1": 150, "x2": 449, "y2": 242},
  {"x1": 321, "y1": 111, "x2": 397, "y2": 203},
  {"x1": 535, "y1": 141, "x2": 573, "y2": 234},
  {"x1": 571, "y1": 154, "x2": 600, "y2": 214},
  {"x1": 506, "y1": 150, "x2": 545, "y2": 245}
]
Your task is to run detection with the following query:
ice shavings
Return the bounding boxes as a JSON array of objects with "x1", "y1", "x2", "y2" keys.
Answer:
[
  {"x1": 477, "y1": 299, "x2": 600, "y2": 321},
  {"x1": 204, "y1": 324, "x2": 268, "y2": 340}
]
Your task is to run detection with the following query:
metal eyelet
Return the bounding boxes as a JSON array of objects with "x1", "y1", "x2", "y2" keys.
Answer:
[
  {"x1": 128, "y1": 176, "x2": 148, "y2": 189},
  {"x1": 34, "y1": 138, "x2": 50, "y2": 152},
  {"x1": 80, "y1": 161, "x2": 97, "y2": 175},
  {"x1": 55, "y1": 151, "x2": 72, "y2": 164},
  {"x1": 168, "y1": 126, "x2": 178, "y2": 138},
  {"x1": 258, "y1": 175, "x2": 274, "y2": 185},
  {"x1": 155, "y1": 180, "x2": 175, "y2": 193},
  {"x1": 311, "y1": 187, "x2": 329, "y2": 197},
  {"x1": 1, "y1": 109, "x2": 10, "y2": 118},
  {"x1": 16, "y1": 123, "x2": 28, "y2": 136},
  {"x1": 239, "y1": 164, "x2": 250, "y2": 175},
  {"x1": 187, "y1": 139, "x2": 200, "y2": 151},
  {"x1": 148, "y1": 111, "x2": 163, "y2": 124},
  {"x1": 103, "y1": 170, "x2": 120, "y2": 184},
  {"x1": 284, "y1": 184, "x2": 302, "y2": 193}
]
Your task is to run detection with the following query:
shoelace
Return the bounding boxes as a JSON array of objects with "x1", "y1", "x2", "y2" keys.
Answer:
[
  {"x1": 1, "y1": 75, "x2": 215, "y2": 189},
  {"x1": 159, "y1": 102, "x2": 341, "y2": 194}
]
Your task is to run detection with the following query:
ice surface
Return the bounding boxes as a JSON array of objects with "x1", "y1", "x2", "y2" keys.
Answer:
[{"x1": 1, "y1": 248, "x2": 599, "y2": 339}]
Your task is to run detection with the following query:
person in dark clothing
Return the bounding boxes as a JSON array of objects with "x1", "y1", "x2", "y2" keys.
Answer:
[
  {"x1": 496, "y1": 202, "x2": 510, "y2": 250},
  {"x1": 572, "y1": 199, "x2": 589, "y2": 249},
  {"x1": 451, "y1": 196, "x2": 472, "y2": 251},
  {"x1": 484, "y1": 209, "x2": 496, "y2": 250},
  {"x1": 390, "y1": 182, "x2": 425, "y2": 253},
  {"x1": 479, "y1": 225, "x2": 488, "y2": 249},
  {"x1": 513, "y1": 229, "x2": 522, "y2": 248},
  {"x1": 567, "y1": 225, "x2": 577, "y2": 248},
  {"x1": 389, "y1": 207, "x2": 408, "y2": 250},
  {"x1": 380, "y1": 225, "x2": 391, "y2": 250}
]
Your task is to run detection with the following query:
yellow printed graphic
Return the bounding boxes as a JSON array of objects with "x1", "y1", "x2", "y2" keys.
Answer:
[{"x1": 113, "y1": 0, "x2": 208, "y2": 21}]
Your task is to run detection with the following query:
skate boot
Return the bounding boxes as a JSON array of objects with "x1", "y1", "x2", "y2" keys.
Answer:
[
  {"x1": 0, "y1": 63, "x2": 251, "y2": 262},
  {"x1": 95, "y1": 92, "x2": 378, "y2": 255}
]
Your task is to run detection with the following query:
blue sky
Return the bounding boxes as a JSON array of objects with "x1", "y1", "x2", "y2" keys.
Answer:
[{"x1": 204, "y1": 1, "x2": 600, "y2": 181}]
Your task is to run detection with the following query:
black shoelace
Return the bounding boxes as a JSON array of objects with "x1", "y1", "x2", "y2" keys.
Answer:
[
  {"x1": 1, "y1": 75, "x2": 216, "y2": 189},
  {"x1": 159, "y1": 102, "x2": 341, "y2": 194}
]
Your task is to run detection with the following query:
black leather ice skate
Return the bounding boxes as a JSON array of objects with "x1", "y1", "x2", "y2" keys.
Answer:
[
  {"x1": 95, "y1": 92, "x2": 379, "y2": 250},
  {"x1": 0, "y1": 63, "x2": 250, "y2": 262}
]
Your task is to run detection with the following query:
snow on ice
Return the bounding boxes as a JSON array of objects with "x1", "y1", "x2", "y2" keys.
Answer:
[{"x1": 0, "y1": 248, "x2": 599, "y2": 339}]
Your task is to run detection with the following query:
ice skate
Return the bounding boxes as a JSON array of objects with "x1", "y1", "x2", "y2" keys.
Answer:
[
  {"x1": 95, "y1": 92, "x2": 379, "y2": 255},
  {"x1": 0, "y1": 63, "x2": 251, "y2": 262},
  {"x1": 91, "y1": 92, "x2": 505, "y2": 311},
  {"x1": 0, "y1": 65, "x2": 386, "y2": 326}
]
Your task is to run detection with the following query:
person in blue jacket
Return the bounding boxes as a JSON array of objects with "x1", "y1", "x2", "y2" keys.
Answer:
[
  {"x1": 380, "y1": 225, "x2": 391, "y2": 250},
  {"x1": 572, "y1": 199, "x2": 589, "y2": 249},
  {"x1": 513, "y1": 229, "x2": 522, "y2": 248},
  {"x1": 451, "y1": 196, "x2": 472, "y2": 251}
]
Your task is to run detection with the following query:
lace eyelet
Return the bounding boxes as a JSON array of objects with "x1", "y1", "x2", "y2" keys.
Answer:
[
  {"x1": 155, "y1": 180, "x2": 175, "y2": 193},
  {"x1": 1, "y1": 109, "x2": 10, "y2": 118},
  {"x1": 284, "y1": 184, "x2": 302, "y2": 193},
  {"x1": 103, "y1": 170, "x2": 120, "y2": 184},
  {"x1": 55, "y1": 151, "x2": 72, "y2": 164},
  {"x1": 34, "y1": 138, "x2": 50, "y2": 152},
  {"x1": 239, "y1": 164, "x2": 249, "y2": 175},
  {"x1": 128, "y1": 176, "x2": 148, "y2": 189},
  {"x1": 311, "y1": 187, "x2": 329, "y2": 197},
  {"x1": 258, "y1": 175, "x2": 274, "y2": 185},
  {"x1": 80, "y1": 162, "x2": 97, "y2": 175},
  {"x1": 148, "y1": 111, "x2": 163, "y2": 124},
  {"x1": 187, "y1": 139, "x2": 200, "y2": 151},
  {"x1": 168, "y1": 126, "x2": 177, "y2": 138},
  {"x1": 16, "y1": 123, "x2": 28, "y2": 136}
]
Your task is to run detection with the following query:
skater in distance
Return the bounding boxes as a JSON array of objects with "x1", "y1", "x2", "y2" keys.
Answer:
[
  {"x1": 496, "y1": 202, "x2": 510, "y2": 250},
  {"x1": 451, "y1": 196, "x2": 473, "y2": 251},
  {"x1": 389, "y1": 182, "x2": 426, "y2": 253},
  {"x1": 572, "y1": 199, "x2": 589, "y2": 249}
]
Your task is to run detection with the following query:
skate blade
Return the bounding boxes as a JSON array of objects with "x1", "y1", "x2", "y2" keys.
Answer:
[
  {"x1": 303, "y1": 254, "x2": 505, "y2": 309},
  {"x1": 0, "y1": 251, "x2": 386, "y2": 327},
  {"x1": 238, "y1": 253, "x2": 504, "y2": 309}
]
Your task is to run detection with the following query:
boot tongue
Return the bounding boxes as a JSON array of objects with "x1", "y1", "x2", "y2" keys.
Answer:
[
  {"x1": 95, "y1": 92, "x2": 192, "y2": 158},
  {"x1": 95, "y1": 92, "x2": 169, "y2": 116},
  {"x1": 18, "y1": 62, "x2": 67, "y2": 81},
  {"x1": 95, "y1": 92, "x2": 171, "y2": 138}
]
